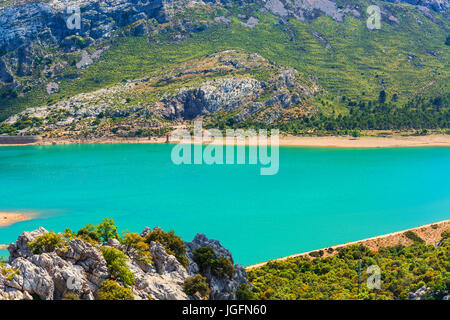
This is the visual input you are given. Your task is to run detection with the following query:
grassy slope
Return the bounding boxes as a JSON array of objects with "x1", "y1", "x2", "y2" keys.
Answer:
[{"x1": 0, "y1": 2, "x2": 448, "y2": 121}]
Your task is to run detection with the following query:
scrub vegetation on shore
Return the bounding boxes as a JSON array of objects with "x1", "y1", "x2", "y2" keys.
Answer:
[{"x1": 247, "y1": 231, "x2": 450, "y2": 300}]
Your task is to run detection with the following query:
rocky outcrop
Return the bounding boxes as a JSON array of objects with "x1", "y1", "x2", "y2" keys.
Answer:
[
  {"x1": 0, "y1": 226, "x2": 247, "y2": 300},
  {"x1": 185, "y1": 233, "x2": 248, "y2": 300},
  {"x1": 0, "y1": 58, "x2": 13, "y2": 83},
  {"x1": 157, "y1": 78, "x2": 264, "y2": 120},
  {"x1": 5, "y1": 51, "x2": 319, "y2": 137},
  {"x1": 262, "y1": 0, "x2": 449, "y2": 22}
]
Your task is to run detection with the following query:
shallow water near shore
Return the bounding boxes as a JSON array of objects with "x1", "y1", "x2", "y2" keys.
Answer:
[{"x1": 0, "y1": 144, "x2": 449, "y2": 265}]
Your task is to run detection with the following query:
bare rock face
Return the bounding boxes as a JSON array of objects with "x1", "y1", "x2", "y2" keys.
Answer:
[
  {"x1": 58, "y1": 238, "x2": 109, "y2": 287},
  {"x1": 0, "y1": 227, "x2": 247, "y2": 300},
  {"x1": 8, "y1": 257, "x2": 55, "y2": 300},
  {"x1": 8, "y1": 227, "x2": 48, "y2": 260},
  {"x1": 0, "y1": 58, "x2": 13, "y2": 83},
  {"x1": 185, "y1": 233, "x2": 249, "y2": 300},
  {"x1": 157, "y1": 78, "x2": 263, "y2": 120}
]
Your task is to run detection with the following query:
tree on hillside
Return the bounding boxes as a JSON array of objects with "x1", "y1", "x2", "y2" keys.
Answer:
[{"x1": 378, "y1": 90, "x2": 387, "y2": 104}]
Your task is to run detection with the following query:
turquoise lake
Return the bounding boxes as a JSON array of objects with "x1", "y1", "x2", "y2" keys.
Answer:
[{"x1": 0, "y1": 144, "x2": 449, "y2": 265}]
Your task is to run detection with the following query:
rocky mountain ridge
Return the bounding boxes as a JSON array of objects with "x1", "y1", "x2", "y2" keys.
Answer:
[{"x1": 0, "y1": 0, "x2": 448, "y2": 86}]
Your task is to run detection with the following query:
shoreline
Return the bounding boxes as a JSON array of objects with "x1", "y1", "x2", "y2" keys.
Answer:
[
  {"x1": 1, "y1": 134, "x2": 450, "y2": 148},
  {"x1": 0, "y1": 212, "x2": 33, "y2": 228},
  {"x1": 246, "y1": 219, "x2": 450, "y2": 270}
]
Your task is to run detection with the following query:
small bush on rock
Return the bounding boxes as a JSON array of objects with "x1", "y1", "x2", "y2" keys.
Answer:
[
  {"x1": 77, "y1": 224, "x2": 102, "y2": 244},
  {"x1": 27, "y1": 231, "x2": 67, "y2": 254},
  {"x1": 100, "y1": 246, "x2": 135, "y2": 288},
  {"x1": 404, "y1": 231, "x2": 424, "y2": 243},
  {"x1": 122, "y1": 232, "x2": 152, "y2": 264},
  {"x1": 97, "y1": 217, "x2": 120, "y2": 242},
  {"x1": 97, "y1": 280, "x2": 134, "y2": 300},
  {"x1": 212, "y1": 256, "x2": 235, "y2": 278},
  {"x1": 183, "y1": 274, "x2": 210, "y2": 298},
  {"x1": 145, "y1": 228, "x2": 188, "y2": 267},
  {"x1": 62, "y1": 292, "x2": 81, "y2": 300},
  {"x1": 76, "y1": 218, "x2": 120, "y2": 244},
  {"x1": 193, "y1": 246, "x2": 235, "y2": 278},
  {"x1": 1, "y1": 267, "x2": 21, "y2": 281},
  {"x1": 62, "y1": 228, "x2": 77, "y2": 240}
]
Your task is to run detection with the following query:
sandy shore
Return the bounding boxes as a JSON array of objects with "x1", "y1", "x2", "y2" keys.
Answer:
[
  {"x1": 276, "y1": 134, "x2": 450, "y2": 148},
  {"x1": 246, "y1": 219, "x2": 450, "y2": 270},
  {"x1": 1, "y1": 134, "x2": 449, "y2": 148},
  {"x1": 0, "y1": 212, "x2": 33, "y2": 228}
]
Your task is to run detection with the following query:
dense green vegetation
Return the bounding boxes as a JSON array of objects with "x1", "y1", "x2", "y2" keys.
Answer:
[
  {"x1": 248, "y1": 231, "x2": 450, "y2": 300},
  {"x1": 230, "y1": 93, "x2": 450, "y2": 134},
  {"x1": 63, "y1": 217, "x2": 121, "y2": 245}
]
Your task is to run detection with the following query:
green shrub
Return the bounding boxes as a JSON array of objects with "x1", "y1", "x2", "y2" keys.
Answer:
[
  {"x1": 183, "y1": 274, "x2": 210, "y2": 298},
  {"x1": 309, "y1": 250, "x2": 323, "y2": 258},
  {"x1": 121, "y1": 232, "x2": 152, "y2": 264},
  {"x1": 97, "y1": 280, "x2": 134, "y2": 300},
  {"x1": 404, "y1": 231, "x2": 424, "y2": 243},
  {"x1": 236, "y1": 283, "x2": 255, "y2": 300},
  {"x1": 351, "y1": 129, "x2": 361, "y2": 138},
  {"x1": 193, "y1": 246, "x2": 235, "y2": 278},
  {"x1": 77, "y1": 224, "x2": 102, "y2": 244},
  {"x1": 100, "y1": 246, "x2": 135, "y2": 288},
  {"x1": 212, "y1": 256, "x2": 235, "y2": 278},
  {"x1": 62, "y1": 292, "x2": 81, "y2": 300},
  {"x1": 76, "y1": 218, "x2": 120, "y2": 244},
  {"x1": 27, "y1": 231, "x2": 67, "y2": 254},
  {"x1": 96, "y1": 218, "x2": 120, "y2": 242},
  {"x1": 441, "y1": 230, "x2": 450, "y2": 239},
  {"x1": 62, "y1": 228, "x2": 77, "y2": 241},
  {"x1": 1, "y1": 267, "x2": 21, "y2": 281},
  {"x1": 145, "y1": 228, "x2": 188, "y2": 267},
  {"x1": 192, "y1": 246, "x2": 216, "y2": 269}
]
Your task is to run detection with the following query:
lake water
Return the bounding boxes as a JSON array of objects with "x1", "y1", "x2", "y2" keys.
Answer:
[{"x1": 0, "y1": 144, "x2": 449, "y2": 265}]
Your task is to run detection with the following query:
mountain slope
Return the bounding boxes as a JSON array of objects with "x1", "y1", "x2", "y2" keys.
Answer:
[{"x1": 0, "y1": 0, "x2": 448, "y2": 131}]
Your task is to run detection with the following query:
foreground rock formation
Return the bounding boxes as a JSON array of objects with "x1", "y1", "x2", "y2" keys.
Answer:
[{"x1": 0, "y1": 227, "x2": 247, "y2": 300}]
